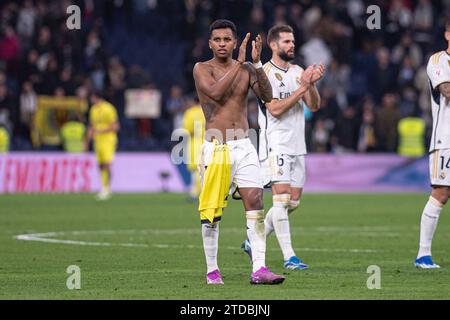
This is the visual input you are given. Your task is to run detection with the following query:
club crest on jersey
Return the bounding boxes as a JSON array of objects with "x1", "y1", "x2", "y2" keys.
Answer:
[
  {"x1": 296, "y1": 77, "x2": 301, "y2": 85},
  {"x1": 440, "y1": 172, "x2": 446, "y2": 180},
  {"x1": 277, "y1": 168, "x2": 284, "y2": 176},
  {"x1": 275, "y1": 73, "x2": 286, "y2": 87}
]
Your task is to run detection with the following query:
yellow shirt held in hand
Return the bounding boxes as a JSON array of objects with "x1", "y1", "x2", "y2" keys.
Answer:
[{"x1": 198, "y1": 140, "x2": 232, "y2": 224}]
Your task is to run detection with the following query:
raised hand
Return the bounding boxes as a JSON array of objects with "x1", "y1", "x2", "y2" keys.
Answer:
[
  {"x1": 300, "y1": 65, "x2": 314, "y2": 87},
  {"x1": 251, "y1": 34, "x2": 263, "y2": 63},
  {"x1": 238, "y1": 33, "x2": 251, "y2": 64},
  {"x1": 311, "y1": 63, "x2": 325, "y2": 83}
]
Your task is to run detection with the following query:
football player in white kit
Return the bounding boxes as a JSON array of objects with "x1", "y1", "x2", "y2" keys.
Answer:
[
  {"x1": 242, "y1": 25, "x2": 324, "y2": 270},
  {"x1": 415, "y1": 23, "x2": 450, "y2": 269}
]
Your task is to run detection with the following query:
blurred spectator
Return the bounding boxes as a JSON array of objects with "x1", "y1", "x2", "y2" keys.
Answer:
[
  {"x1": 107, "y1": 57, "x2": 126, "y2": 92},
  {"x1": 371, "y1": 47, "x2": 397, "y2": 103},
  {"x1": 391, "y1": 32, "x2": 423, "y2": 69},
  {"x1": 91, "y1": 61, "x2": 106, "y2": 92},
  {"x1": 397, "y1": 56, "x2": 415, "y2": 88},
  {"x1": 375, "y1": 93, "x2": 402, "y2": 152},
  {"x1": 358, "y1": 102, "x2": 377, "y2": 152},
  {"x1": 300, "y1": 26, "x2": 332, "y2": 67},
  {"x1": 40, "y1": 53, "x2": 59, "y2": 94},
  {"x1": 0, "y1": 25, "x2": 20, "y2": 74},
  {"x1": 19, "y1": 81, "x2": 37, "y2": 138},
  {"x1": 312, "y1": 119, "x2": 329, "y2": 152},
  {"x1": 413, "y1": 0, "x2": 434, "y2": 48},
  {"x1": 302, "y1": 4, "x2": 322, "y2": 35},
  {"x1": 59, "y1": 68, "x2": 76, "y2": 95},
  {"x1": 331, "y1": 106, "x2": 359, "y2": 153},
  {"x1": 399, "y1": 86, "x2": 418, "y2": 118},
  {"x1": 22, "y1": 49, "x2": 40, "y2": 83},
  {"x1": 288, "y1": 3, "x2": 304, "y2": 40},
  {"x1": 127, "y1": 64, "x2": 151, "y2": 89},
  {"x1": 0, "y1": 84, "x2": 14, "y2": 134},
  {"x1": 273, "y1": 4, "x2": 288, "y2": 26},
  {"x1": 388, "y1": 0, "x2": 413, "y2": 30},
  {"x1": 84, "y1": 30, "x2": 102, "y2": 70},
  {"x1": 321, "y1": 59, "x2": 350, "y2": 109},
  {"x1": 414, "y1": 64, "x2": 432, "y2": 124},
  {"x1": 166, "y1": 84, "x2": 186, "y2": 131},
  {"x1": 16, "y1": 0, "x2": 36, "y2": 51},
  {"x1": 35, "y1": 26, "x2": 52, "y2": 55}
]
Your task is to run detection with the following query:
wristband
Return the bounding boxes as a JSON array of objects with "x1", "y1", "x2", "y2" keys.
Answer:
[{"x1": 253, "y1": 61, "x2": 263, "y2": 69}]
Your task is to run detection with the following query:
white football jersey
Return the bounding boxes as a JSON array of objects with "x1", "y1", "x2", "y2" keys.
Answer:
[
  {"x1": 427, "y1": 51, "x2": 450, "y2": 152},
  {"x1": 258, "y1": 60, "x2": 306, "y2": 160}
]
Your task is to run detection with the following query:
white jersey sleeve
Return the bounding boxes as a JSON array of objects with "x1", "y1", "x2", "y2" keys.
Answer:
[
  {"x1": 427, "y1": 51, "x2": 450, "y2": 89},
  {"x1": 427, "y1": 51, "x2": 450, "y2": 152}
]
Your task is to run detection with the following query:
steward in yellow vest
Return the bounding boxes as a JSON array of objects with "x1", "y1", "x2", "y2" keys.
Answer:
[
  {"x1": 61, "y1": 121, "x2": 86, "y2": 153},
  {"x1": 398, "y1": 117, "x2": 425, "y2": 157},
  {"x1": 0, "y1": 127, "x2": 9, "y2": 153}
]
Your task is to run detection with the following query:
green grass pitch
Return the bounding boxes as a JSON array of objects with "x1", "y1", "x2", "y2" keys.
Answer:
[{"x1": 0, "y1": 193, "x2": 449, "y2": 299}]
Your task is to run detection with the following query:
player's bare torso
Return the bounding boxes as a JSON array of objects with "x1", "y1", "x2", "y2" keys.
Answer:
[{"x1": 196, "y1": 59, "x2": 252, "y2": 142}]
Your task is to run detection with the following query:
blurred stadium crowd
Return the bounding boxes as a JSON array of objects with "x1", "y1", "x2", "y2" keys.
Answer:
[{"x1": 0, "y1": 0, "x2": 448, "y2": 153}]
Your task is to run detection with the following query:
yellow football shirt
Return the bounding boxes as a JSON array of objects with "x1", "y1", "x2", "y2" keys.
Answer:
[{"x1": 89, "y1": 101, "x2": 118, "y2": 145}]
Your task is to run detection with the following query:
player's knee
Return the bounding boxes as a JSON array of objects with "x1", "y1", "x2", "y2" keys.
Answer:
[
  {"x1": 438, "y1": 196, "x2": 449, "y2": 205},
  {"x1": 246, "y1": 189, "x2": 263, "y2": 210},
  {"x1": 250, "y1": 197, "x2": 263, "y2": 211},
  {"x1": 431, "y1": 188, "x2": 450, "y2": 205},
  {"x1": 273, "y1": 183, "x2": 290, "y2": 195},
  {"x1": 273, "y1": 194, "x2": 291, "y2": 209}
]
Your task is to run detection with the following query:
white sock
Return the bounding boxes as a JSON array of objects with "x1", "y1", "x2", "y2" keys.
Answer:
[
  {"x1": 272, "y1": 195, "x2": 296, "y2": 261},
  {"x1": 264, "y1": 208, "x2": 275, "y2": 237},
  {"x1": 246, "y1": 210, "x2": 266, "y2": 272},
  {"x1": 202, "y1": 223, "x2": 219, "y2": 273},
  {"x1": 266, "y1": 194, "x2": 292, "y2": 237},
  {"x1": 418, "y1": 196, "x2": 443, "y2": 258}
]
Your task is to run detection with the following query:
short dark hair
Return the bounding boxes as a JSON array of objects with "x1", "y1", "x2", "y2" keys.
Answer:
[
  {"x1": 90, "y1": 89, "x2": 105, "y2": 100},
  {"x1": 267, "y1": 25, "x2": 294, "y2": 45},
  {"x1": 446, "y1": 19, "x2": 450, "y2": 31},
  {"x1": 209, "y1": 19, "x2": 237, "y2": 38}
]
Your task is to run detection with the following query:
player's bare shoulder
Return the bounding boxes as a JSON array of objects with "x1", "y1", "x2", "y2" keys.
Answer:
[{"x1": 193, "y1": 61, "x2": 213, "y2": 78}]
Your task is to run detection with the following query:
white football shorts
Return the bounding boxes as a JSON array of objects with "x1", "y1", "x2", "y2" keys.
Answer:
[
  {"x1": 261, "y1": 153, "x2": 306, "y2": 188},
  {"x1": 199, "y1": 138, "x2": 263, "y2": 190},
  {"x1": 430, "y1": 148, "x2": 450, "y2": 186}
]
